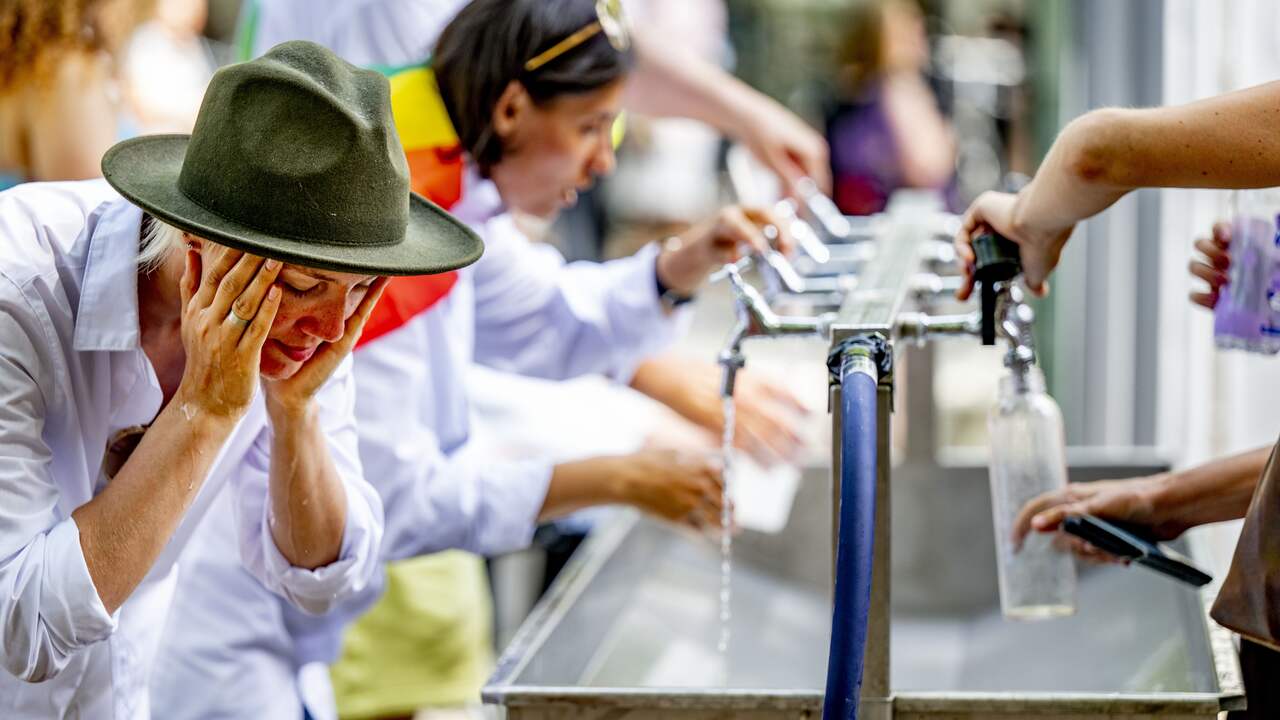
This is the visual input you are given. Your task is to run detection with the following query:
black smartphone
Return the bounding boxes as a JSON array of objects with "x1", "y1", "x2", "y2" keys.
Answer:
[{"x1": 1060, "y1": 514, "x2": 1212, "y2": 588}]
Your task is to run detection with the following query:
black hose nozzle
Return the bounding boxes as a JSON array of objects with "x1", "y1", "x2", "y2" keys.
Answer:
[{"x1": 972, "y1": 232, "x2": 1021, "y2": 345}]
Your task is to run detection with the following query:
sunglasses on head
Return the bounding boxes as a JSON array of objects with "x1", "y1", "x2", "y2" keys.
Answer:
[{"x1": 523, "y1": 0, "x2": 630, "y2": 73}]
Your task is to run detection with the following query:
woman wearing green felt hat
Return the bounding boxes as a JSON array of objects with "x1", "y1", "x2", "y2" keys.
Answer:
[{"x1": 0, "y1": 40, "x2": 478, "y2": 717}]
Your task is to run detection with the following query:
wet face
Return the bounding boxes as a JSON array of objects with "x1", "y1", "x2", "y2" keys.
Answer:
[
  {"x1": 488, "y1": 79, "x2": 626, "y2": 219},
  {"x1": 180, "y1": 238, "x2": 378, "y2": 381},
  {"x1": 259, "y1": 264, "x2": 377, "y2": 379}
]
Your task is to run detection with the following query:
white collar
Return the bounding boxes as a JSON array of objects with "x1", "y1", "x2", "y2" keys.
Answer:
[{"x1": 72, "y1": 200, "x2": 145, "y2": 353}]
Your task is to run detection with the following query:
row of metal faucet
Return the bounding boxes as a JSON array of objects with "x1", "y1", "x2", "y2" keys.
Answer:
[{"x1": 714, "y1": 206, "x2": 1039, "y2": 398}]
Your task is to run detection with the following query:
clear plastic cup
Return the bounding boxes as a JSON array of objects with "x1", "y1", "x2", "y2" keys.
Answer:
[{"x1": 1214, "y1": 188, "x2": 1280, "y2": 354}]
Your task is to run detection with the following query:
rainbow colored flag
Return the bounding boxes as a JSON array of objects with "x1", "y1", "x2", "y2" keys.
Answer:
[{"x1": 371, "y1": 62, "x2": 466, "y2": 210}]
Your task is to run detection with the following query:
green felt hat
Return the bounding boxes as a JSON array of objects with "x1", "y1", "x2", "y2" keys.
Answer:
[{"x1": 102, "y1": 40, "x2": 482, "y2": 276}]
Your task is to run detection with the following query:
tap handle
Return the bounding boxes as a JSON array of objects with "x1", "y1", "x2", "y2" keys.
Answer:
[
  {"x1": 797, "y1": 177, "x2": 852, "y2": 241},
  {"x1": 972, "y1": 231, "x2": 1021, "y2": 345},
  {"x1": 972, "y1": 232, "x2": 1021, "y2": 279}
]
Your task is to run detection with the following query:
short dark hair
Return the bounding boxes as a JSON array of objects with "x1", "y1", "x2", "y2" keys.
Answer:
[{"x1": 434, "y1": 0, "x2": 634, "y2": 174}]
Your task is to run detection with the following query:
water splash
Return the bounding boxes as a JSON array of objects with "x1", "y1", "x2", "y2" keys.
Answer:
[{"x1": 717, "y1": 396, "x2": 735, "y2": 657}]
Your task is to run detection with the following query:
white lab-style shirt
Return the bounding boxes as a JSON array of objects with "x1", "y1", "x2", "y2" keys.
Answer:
[
  {"x1": 0, "y1": 180, "x2": 384, "y2": 719},
  {"x1": 152, "y1": 157, "x2": 683, "y2": 717}
]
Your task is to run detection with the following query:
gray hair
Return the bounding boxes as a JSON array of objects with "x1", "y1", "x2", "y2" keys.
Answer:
[{"x1": 137, "y1": 215, "x2": 187, "y2": 272}]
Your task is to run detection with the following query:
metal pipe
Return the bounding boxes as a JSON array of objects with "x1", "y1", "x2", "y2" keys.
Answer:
[{"x1": 895, "y1": 311, "x2": 982, "y2": 345}]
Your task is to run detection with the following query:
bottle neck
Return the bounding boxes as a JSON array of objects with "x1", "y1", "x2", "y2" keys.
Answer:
[{"x1": 1001, "y1": 365, "x2": 1046, "y2": 396}]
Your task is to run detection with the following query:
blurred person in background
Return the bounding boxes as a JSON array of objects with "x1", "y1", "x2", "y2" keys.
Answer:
[
  {"x1": 0, "y1": 0, "x2": 154, "y2": 188},
  {"x1": 153, "y1": 1, "x2": 824, "y2": 718},
  {"x1": 826, "y1": 0, "x2": 956, "y2": 216},
  {"x1": 119, "y1": 0, "x2": 215, "y2": 133},
  {"x1": 954, "y1": 81, "x2": 1280, "y2": 720}
]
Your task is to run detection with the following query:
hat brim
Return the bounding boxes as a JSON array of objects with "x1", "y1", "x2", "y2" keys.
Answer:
[{"x1": 101, "y1": 135, "x2": 482, "y2": 277}]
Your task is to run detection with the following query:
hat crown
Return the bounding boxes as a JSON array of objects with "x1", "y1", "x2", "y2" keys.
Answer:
[{"x1": 178, "y1": 41, "x2": 409, "y2": 248}]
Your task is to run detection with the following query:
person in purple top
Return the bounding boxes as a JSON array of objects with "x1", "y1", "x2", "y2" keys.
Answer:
[{"x1": 826, "y1": 0, "x2": 955, "y2": 216}]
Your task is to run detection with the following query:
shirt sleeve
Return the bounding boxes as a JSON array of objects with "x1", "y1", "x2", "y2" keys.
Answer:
[
  {"x1": 231, "y1": 357, "x2": 384, "y2": 616},
  {"x1": 352, "y1": 341, "x2": 552, "y2": 561},
  {"x1": 471, "y1": 214, "x2": 687, "y2": 383},
  {"x1": 0, "y1": 280, "x2": 116, "y2": 682}
]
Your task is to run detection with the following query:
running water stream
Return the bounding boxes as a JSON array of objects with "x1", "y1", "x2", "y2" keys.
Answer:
[{"x1": 717, "y1": 396, "x2": 735, "y2": 656}]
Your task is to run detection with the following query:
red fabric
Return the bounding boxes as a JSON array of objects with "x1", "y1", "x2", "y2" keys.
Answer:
[
  {"x1": 359, "y1": 144, "x2": 468, "y2": 348},
  {"x1": 358, "y1": 272, "x2": 459, "y2": 348},
  {"x1": 406, "y1": 145, "x2": 464, "y2": 208}
]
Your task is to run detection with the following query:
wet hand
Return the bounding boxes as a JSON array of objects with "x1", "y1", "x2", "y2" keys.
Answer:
[
  {"x1": 639, "y1": 358, "x2": 809, "y2": 466},
  {"x1": 1189, "y1": 222, "x2": 1231, "y2": 309},
  {"x1": 655, "y1": 205, "x2": 794, "y2": 296},
  {"x1": 175, "y1": 247, "x2": 282, "y2": 419},
  {"x1": 1010, "y1": 474, "x2": 1183, "y2": 562},
  {"x1": 731, "y1": 368, "x2": 812, "y2": 465},
  {"x1": 262, "y1": 277, "x2": 389, "y2": 415},
  {"x1": 953, "y1": 190, "x2": 1073, "y2": 301},
  {"x1": 619, "y1": 449, "x2": 728, "y2": 533}
]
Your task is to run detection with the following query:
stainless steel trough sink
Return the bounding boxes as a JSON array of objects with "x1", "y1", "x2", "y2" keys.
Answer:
[{"x1": 483, "y1": 458, "x2": 1243, "y2": 719}]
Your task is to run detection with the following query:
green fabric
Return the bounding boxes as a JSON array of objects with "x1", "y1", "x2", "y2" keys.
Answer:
[
  {"x1": 0, "y1": 171, "x2": 23, "y2": 191},
  {"x1": 331, "y1": 552, "x2": 494, "y2": 720},
  {"x1": 233, "y1": 0, "x2": 260, "y2": 62},
  {"x1": 368, "y1": 60, "x2": 433, "y2": 78},
  {"x1": 100, "y1": 40, "x2": 482, "y2": 277}
]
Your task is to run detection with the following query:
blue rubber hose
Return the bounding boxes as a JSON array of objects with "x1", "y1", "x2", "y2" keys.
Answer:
[{"x1": 822, "y1": 352, "x2": 879, "y2": 720}]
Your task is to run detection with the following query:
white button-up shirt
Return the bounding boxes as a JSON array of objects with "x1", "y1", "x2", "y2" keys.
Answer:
[
  {"x1": 0, "y1": 180, "x2": 384, "y2": 719},
  {"x1": 153, "y1": 166, "x2": 683, "y2": 717}
]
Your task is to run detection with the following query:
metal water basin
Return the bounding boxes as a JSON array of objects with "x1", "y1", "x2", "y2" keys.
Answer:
[{"x1": 483, "y1": 460, "x2": 1243, "y2": 719}]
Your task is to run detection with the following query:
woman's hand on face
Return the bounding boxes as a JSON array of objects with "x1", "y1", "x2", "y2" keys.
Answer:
[
  {"x1": 1189, "y1": 222, "x2": 1232, "y2": 309},
  {"x1": 953, "y1": 190, "x2": 1074, "y2": 301},
  {"x1": 655, "y1": 205, "x2": 793, "y2": 296},
  {"x1": 1010, "y1": 474, "x2": 1184, "y2": 564},
  {"x1": 261, "y1": 277, "x2": 389, "y2": 415},
  {"x1": 618, "y1": 449, "x2": 727, "y2": 533},
  {"x1": 176, "y1": 247, "x2": 283, "y2": 419}
]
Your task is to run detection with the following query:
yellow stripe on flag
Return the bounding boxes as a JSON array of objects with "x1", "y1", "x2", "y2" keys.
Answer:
[{"x1": 389, "y1": 67, "x2": 459, "y2": 151}]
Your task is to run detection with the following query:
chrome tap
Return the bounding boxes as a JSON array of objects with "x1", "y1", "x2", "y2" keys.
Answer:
[
  {"x1": 717, "y1": 262, "x2": 835, "y2": 397},
  {"x1": 909, "y1": 273, "x2": 966, "y2": 304},
  {"x1": 995, "y1": 281, "x2": 1038, "y2": 378},
  {"x1": 755, "y1": 225, "x2": 809, "y2": 295},
  {"x1": 895, "y1": 310, "x2": 982, "y2": 346},
  {"x1": 772, "y1": 198, "x2": 832, "y2": 264},
  {"x1": 796, "y1": 176, "x2": 853, "y2": 243}
]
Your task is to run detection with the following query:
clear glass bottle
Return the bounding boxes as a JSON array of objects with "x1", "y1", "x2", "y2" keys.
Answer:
[{"x1": 987, "y1": 365, "x2": 1076, "y2": 620}]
